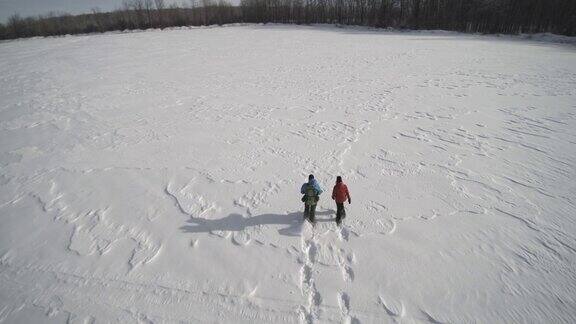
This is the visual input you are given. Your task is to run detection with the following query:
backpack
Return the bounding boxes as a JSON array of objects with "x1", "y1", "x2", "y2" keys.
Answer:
[{"x1": 304, "y1": 183, "x2": 318, "y2": 206}]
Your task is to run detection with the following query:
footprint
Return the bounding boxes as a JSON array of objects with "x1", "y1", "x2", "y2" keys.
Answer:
[
  {"x1": 310, "y1": 288, "x2": 322, "y2": 308},
  {"x1": 342, "y1": 264, "x2": 355, "y2": 282},
  {"x1": 421, "y1": 309, "x2": 446, "y2": 324},
  {"x1": 339, "y1": 226, "x2": 350, "y2": 241},
  {"x1": 347, "y1": 252, "x2": 356, "y2": 264},
  {"x1": 378, "y1": 295, "x2": 405, "y2": 318},
  {"x1": 301, "y1": 265, "x2": 312, "y2": 293},
  {"x1": 299, "y1": 305, "x2": 313, "y2": 324},
  {"x1": 337, "y1": 250, "x2": 356, "y2": 282},
  {"x1": 209, "y1": 230, "x2": 231, "y2": 239},
  {"x1": 376, "y1": 218, "x2": 397, "y2": 234},
  {"x1": 338, "y1": 292, "x2": 360, "y2": 324},
  {"x1": 305, "y1": 240, "x2": 319, "y2": 264},
  {"x1": 231, "y1": 231, "x2": 251, "y2": 246},
  {"x1": 338, "y1": 292, "x2": 350, "y2": 314}
]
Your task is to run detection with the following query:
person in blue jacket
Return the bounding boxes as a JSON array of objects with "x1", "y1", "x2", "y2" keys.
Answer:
[{"x1": 301, "y1": 174, "x2": 323, "y2": 223}]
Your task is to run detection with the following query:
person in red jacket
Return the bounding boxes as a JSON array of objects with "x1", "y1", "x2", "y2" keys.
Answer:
[{"x1": 331, "y1": 176, "x2": 351, "y2": 225}]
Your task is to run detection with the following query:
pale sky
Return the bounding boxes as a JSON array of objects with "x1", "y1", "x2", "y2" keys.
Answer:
[{"x1": 0, "y1": 0, "x2": 191, "y2": 23}]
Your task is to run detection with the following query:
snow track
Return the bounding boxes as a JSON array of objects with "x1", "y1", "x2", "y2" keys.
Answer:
[
  {"x1": 299, "y1": 221, "x2": 359, "y2": 324},
  {"x1": 1, "y1": 25, "x2": 576, "y2": 323}
]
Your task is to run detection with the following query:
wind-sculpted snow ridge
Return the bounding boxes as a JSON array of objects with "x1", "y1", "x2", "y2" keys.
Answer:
[{"x1": 1, "y1": 25, "x2": 576, "y2": 323}]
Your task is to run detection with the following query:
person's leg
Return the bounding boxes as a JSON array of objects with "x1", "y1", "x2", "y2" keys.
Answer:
[
  {"x1": 310, "y1": 204, "x2": 316, "y2": 223},
  {"x1": 336, "y1": 203, "x2": 344, "y2": 223}
]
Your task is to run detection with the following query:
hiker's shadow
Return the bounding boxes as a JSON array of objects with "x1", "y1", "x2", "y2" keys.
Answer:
[{"x1": 180, "y1": 209, "x2": 334, "y2": 237}]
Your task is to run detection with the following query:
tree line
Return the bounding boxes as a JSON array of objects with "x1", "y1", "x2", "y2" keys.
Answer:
[
  {"x1": 1, "y1": 0, "x2": 574, "y2": 40},
  {"x1": 0, "y1": 0, "x2": 240, "y2": 40},
  {"x1": 240, "y1": 0, "x2": 575, "y2": 35}
]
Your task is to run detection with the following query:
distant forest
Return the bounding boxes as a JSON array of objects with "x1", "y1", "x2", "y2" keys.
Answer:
[{"x1": 1, "y1": 0, "x2": 575, "y2": 40}]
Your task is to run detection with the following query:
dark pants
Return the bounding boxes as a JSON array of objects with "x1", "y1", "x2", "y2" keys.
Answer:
[
  {"x1": 336, "y1": 203, "x2": 346, "y2": 222},
  {"x1": 304, "y1": 203, "x2": 317, "y2": 222}
]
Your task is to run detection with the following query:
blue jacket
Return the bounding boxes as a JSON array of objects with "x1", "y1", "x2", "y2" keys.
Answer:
[{"x1": 301, "y1": 179, "x2": 323, "y2": 195}]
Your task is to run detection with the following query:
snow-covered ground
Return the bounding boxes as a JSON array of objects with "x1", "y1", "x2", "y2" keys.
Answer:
[{"x1": 1, "y1": 25, "x2": 575, "y2": 323}]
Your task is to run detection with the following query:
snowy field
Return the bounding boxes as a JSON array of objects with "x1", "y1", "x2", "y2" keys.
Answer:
[{"x1": 1, "y1": 25, "x2": 576, "y2": 323}]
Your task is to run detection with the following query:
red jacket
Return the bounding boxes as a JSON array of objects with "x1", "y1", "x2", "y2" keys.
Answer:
[{"x1": 332, "y1": 182, "x2": 351, "y2": 204}]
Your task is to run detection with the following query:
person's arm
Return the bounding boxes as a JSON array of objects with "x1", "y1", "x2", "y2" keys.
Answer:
[
  {"x1": 332, "y1": 186, "x2": 336, "y2": 200},
  {"x1": 314, "y1": 182, "x2": 323, "y2": 195},
  {"x1": 346, "y1": 185, "x2": 351, "y2": 204},
  {"x1": 301, "y1": 183, "x2": 306, "y2": 194}
]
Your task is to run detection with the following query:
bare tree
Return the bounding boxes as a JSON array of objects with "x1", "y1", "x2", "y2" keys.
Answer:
[{"x1": 154, "y1": 0, "x2": 166, "y2": 26}]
